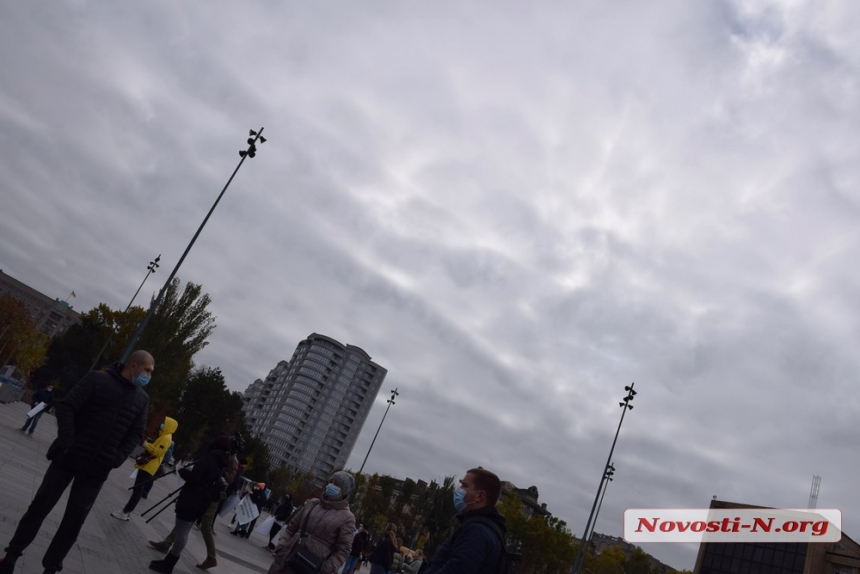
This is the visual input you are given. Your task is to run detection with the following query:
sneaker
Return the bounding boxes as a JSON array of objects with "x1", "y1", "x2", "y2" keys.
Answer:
[
  {"x1": 27, "y1": 434, "x2": 34, "y2": 438},
  {"x1": 111, "y1": 511, "x2": 130, "y2": 521}
]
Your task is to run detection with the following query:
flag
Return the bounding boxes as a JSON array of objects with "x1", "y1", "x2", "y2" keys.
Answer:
[{"x1": 70, "y1": 291, "x2": 76, "y2": 298}]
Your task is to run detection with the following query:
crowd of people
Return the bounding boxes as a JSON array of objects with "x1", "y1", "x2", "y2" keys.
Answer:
[{"x1": 0, "y1": 350, "x2": 509, "y2": 574}]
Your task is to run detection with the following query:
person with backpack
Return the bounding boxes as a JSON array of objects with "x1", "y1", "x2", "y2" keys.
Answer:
[
  {"x1": 146, "y1": 435, "x2": 232, "y2": 573},
  {"x1": 368, "y1": 523, "x2": 398, "y2": 574},
  {"x1": 425, "y1": 468, "x2": 508, "y2": 574}
]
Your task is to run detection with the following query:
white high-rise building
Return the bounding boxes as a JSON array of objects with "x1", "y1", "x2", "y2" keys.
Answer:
[{"x1": 242, "y1": 333, "x2": 387, "y2": 480}]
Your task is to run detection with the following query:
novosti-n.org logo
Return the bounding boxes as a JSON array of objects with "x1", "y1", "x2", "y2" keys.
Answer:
[{"x1": 623, "y1": 508, "x2": 842, "y2": 543}]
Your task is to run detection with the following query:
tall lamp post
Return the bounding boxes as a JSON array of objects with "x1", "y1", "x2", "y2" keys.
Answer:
[
  {"x1": 358, "y1": 388, "x2": 399, "y2": 475},
  {"x1": 89, "y1": 254, "x2": 160, "y2": 371},
  {"x1": 119, "y1": 129, "x2": 266, "y2": 362},
  {"x1": 588, "y1": 463, "x2": 615, "y2": 544},
  {"x1": 571, "y1": 383, "x2": 636, "y2": 574}
]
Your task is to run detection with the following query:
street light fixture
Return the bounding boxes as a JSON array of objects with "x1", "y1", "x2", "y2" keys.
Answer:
[
  {"x1": 119, "y1": 128, "x2": 266, "y2": 362},
  {"x1": 358, "y1": 388, "x2": 399, "y2": 475},
  {"x1": 588, "y1": 463, "x2": 615, "y2": 544},
  {"x1": 571, "y1": 383, "x2": 636, "y2": 574},
  {"x1": 89, "y1": 254, "x2": 161, "y2": 371}
]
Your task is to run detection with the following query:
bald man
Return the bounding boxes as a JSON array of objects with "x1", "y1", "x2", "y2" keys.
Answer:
[{"x1": 0, "y1": 351, "x2": 152, "y2": 574}]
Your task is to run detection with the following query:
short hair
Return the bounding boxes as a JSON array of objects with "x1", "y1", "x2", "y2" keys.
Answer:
[{"x1": 467, "y1": 467, "x2": 501, "y2": 505}]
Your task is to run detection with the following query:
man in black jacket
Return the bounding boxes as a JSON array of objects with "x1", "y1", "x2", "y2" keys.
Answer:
[
  {"x1": 426, "y1": 467, "x2": 506, "y2": 574},
  {"x1": 0, "y1": 350, "x2": 152, "y2": 574},
  {"x1": 20, "y1": 384, "x2": 54, "y2": 437}
]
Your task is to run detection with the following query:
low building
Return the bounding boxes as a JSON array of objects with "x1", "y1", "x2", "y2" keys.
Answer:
[
  {"x1": 693, "y1": 498, "x2": 860, "y2": 573},
  {"x1": 0, "y1": 269, "x2": 80, "y2": 337}
]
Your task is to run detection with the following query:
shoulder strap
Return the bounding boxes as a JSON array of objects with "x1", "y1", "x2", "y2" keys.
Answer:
[{"x1": 298, "y1": 501, "x2": 319, "y2": 538}]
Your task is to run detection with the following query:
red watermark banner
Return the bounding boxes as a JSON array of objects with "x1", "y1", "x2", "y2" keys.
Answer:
[{"x1": 624, "y1": 508, "x2": 841, "y2": 543}]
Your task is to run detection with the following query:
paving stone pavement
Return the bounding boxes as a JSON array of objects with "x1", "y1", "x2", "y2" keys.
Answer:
[{"x1": 0, "y1": 400, "x2": 279, "y2": 574}]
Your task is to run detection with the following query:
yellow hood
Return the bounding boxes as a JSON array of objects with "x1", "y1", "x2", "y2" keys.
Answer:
[{"x1": 160, "y1": 416, "x2": 178, "y2": 436}]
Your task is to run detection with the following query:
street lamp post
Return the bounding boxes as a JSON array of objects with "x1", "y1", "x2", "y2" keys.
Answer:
[
  {"x1": 89, "y1": 254, "x2": 160, "y2": 371},
  {"x1": 571, "y1": 383, "x2": 636, "y2": 574},
  {"x1": 588, "y1": 463, "x2": 615, "y2": 544},
  {"x1": 119, "y1": 129, "x2": 266, "y2": 362},
  {"x1": 358, "y1": 388, "x2": 399, "y2": 475}
]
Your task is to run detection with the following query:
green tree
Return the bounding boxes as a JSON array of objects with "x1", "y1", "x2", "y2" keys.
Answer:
[
  {"x1": 497, "y1": 493, "x2": 577, "y2": 574},
  {"x1": 0, "y1": 295, "x2": 49, "y2": 378},
  {"x1": 625, "y1": 547, "x2": 655, "y2": 574},
  {"x1": 241, "y1": 433, "x2": 271, "y2": 482},
  {"x1": 135, "y1": 278, "x2": 215, "y2": 426},
  {"x1": 170, "y1": 366, "x2": 244, "y2": 456},
  {"x1": 589, "y1": 545, "x2": 625, "y2": 574},
  {"x1": 30, "y1": 278, "x2": 215, "y2": 422}
]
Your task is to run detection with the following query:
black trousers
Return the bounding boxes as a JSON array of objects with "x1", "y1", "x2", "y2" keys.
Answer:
[
  {"x1": 4, "y1": 462, "x2": 104, "y2": 571},
  {"x1": 123, "y1": 468, "x2": 154, "y2": 513}
]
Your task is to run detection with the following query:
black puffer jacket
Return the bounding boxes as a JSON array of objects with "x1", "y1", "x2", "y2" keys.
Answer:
[
  {"x1": 175, "y1": 449, "x2": 229, "y2": 521},
  {"x1": 46, "y1": 363, "x2": 148, "y2": 480}
]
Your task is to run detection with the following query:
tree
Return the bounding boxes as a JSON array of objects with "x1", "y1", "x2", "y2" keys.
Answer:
[
  {"x1": 241, "y1": 433, "x2": 271, "y2": 482},
  {"x1": 170, "y1": 366, "x2": 244, "y2": 456},
  {"x1": 497, "y1": 493, "x2": 577, "y2": 574},
  {"x1": 135, "y1": 278, "x2": 216, "y2": 425},
  {"x1": 30, "y1": 278, "x2": 215, "y2": 420},
  {"x1": 626, "y1": 547, "x2": 655, "y2": 574},
  {"x1": 589, "y1": 545, "x2": 625, "y2": 574},
  {"x1": 0, "y1": 295, "x2": 49, "y2": 378}
]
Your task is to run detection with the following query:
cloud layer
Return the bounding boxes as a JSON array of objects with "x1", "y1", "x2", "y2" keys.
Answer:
[{"x1": 2, "y1": 1, "x2": 859, "y2": 568}]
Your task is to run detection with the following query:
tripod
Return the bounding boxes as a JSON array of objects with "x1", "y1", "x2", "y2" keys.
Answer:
[{"x1": 141, "y1": 484, "x2": 185, "y2": 524}]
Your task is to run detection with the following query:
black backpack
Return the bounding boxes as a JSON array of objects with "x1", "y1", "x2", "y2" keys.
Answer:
[{"x1": 463, "y1": 517, "x2": 522, "y2": 574}]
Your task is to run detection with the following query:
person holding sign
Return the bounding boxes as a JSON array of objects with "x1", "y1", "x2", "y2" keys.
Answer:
[{"x1": 20, "y1": 384, "x2": 54, "y2": 437}]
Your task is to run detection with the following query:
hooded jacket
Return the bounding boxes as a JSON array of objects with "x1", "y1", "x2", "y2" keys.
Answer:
[
  {"x1": 136, "y1": 416, "x2": 177, "y2": 475},
  {"x1": 426, "y1": 505, "x2": 506, "y2": 574},
  {"x1": 175, "y1": 448, "x2": 229, "y2": 521},
  {"x1": 268, "y1": 497, "x2": 355, "y2": 574},
  {"x1": 47, "y1": 362, "x2": 149, "y2": 481}
]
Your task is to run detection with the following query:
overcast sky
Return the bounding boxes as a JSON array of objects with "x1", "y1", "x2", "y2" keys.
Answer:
[{"x1": 3, "y1": 1, "x2": 859, "y2": 569}]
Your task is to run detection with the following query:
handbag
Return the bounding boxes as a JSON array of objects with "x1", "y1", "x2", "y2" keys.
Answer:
[
  {"x1": 135, "y1": 451, "x2": 154, "y2": 466},
  {"x1": 285, "y1": 502, "x2": 323, "y2": 574}
]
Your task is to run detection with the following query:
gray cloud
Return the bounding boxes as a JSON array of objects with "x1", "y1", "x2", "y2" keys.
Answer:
[{"x1": 3, "y1": 1, "x2": 860, "y2": 569}]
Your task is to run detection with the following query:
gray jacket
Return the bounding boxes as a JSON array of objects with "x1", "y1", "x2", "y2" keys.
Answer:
[{"x1": 268, "y1": 498, "x2": 356, "y2": 574}]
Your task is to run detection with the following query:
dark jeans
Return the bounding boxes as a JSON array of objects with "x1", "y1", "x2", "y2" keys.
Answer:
[
  {"x1": 123, "y1": 468, "x2": 154, "y2": 513},
  {"x1": 268, "y1": 521, "x2": 282, "y2": 547},
  {"x1": 21, "y1": 410, "x2": 45, "y2": 434},
  {"x1": 4, "y1": 461, "x2": 104, "y2": 571}
]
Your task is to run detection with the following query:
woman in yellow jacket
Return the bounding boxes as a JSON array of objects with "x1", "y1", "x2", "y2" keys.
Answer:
[{"x1": 111, "y1": 416, "x2": 178, "y2": 521}]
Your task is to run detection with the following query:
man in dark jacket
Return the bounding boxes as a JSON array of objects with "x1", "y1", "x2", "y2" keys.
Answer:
[
  {"x1": 267, "y1": 494, "x2": 295, "y2": 550},
  {"x1": 21, "y1": 384, "x2": 55, "y2": 437},
  {"x1": 0, "y1": 350, "x2": 152, "y2": 574},
  {"x1": 426, "y1": 468, "x2": 506, "y2": 574}
]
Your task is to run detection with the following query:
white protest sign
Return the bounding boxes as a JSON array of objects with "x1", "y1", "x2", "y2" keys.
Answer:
[
  {"x1": 235, "y1": 494, "x2": 260, "y2": 525},
  {"x1": 218, "y1": 493, "x2": 241, "y2": 517},
  {"x1": 26, "y1": 402, "x2": 46, "y2": 418},
  {"x1": 255, "y1": 515, "x2": 276, "y2": 535}
]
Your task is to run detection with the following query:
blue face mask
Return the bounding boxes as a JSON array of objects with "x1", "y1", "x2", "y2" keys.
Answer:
[
  {"x1": 453, "y1": 488, "x2": 468, "y2": 513},
  {"x1": 132, "y1": 366, "x2": 151, "y2": 388},
  {"x1": 325, "y1": 483, "x2": 342, "y2": 500}
]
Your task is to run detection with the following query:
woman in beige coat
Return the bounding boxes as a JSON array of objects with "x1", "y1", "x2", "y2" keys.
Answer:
[{"x1": 268, "y1": 471, "x2": 356, "y2": 574}]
